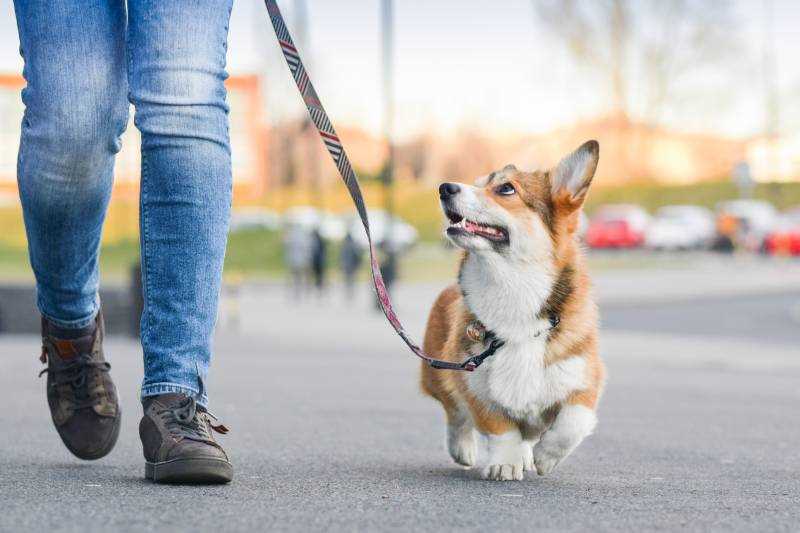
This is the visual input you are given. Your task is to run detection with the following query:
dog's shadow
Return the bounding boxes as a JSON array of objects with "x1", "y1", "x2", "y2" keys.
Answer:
[{"x1": 379, "y1": 463, "x2": 551, "y2": 483}]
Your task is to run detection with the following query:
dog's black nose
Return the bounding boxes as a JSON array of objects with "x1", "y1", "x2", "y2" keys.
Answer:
[{"x1": 439, "y1": 182, "x2": 461, "y2": 200}]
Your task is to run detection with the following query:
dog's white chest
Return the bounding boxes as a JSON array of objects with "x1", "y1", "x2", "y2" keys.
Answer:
[{"x1": 467, "y1": 337, "x2": 586, "y2": 419}]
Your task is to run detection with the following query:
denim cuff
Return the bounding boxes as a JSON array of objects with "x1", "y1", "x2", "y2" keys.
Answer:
[
  {"x1": 39, "y1": 306, "x2": 100, "y2": 330},
  {"x1": 140, "y1": 383, "x2": 209, "y2": 408}
]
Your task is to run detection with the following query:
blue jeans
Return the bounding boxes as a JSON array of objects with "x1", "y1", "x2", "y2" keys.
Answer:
[{"x1": 13, "y1": 0, "x2": 234, "y2": 406}]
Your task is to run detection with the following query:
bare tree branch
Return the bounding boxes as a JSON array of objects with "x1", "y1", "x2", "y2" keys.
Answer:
[{"x1": 531, "y1": 0, "x2": 739, "y2": 125}]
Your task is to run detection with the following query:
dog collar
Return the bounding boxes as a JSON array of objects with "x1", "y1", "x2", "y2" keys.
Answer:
[
  {"x1": 466, "y1": 314, "x2": 560, "y2": 343},
  {"x1": 451, "y1": 314, "x2": 560, "y2": 371}
]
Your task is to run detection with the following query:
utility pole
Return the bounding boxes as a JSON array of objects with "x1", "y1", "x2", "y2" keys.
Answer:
[
  {"x1": 381, "y1": 0, "x2": 395, "y2": 247},
  {"x1": 376, "y1": 0, "x2": 398, "y2": 300},
  {"x1": 295, "y1": 0, "x2": 308, "y2": 53},
  {"x1": 761, "y1": 0, "x2": 780, "y2": 183},
  {"x1": 295, "y1": 0, "x2": 322, "y2": 208},
  {"x1": 762, "y1": 0, "x2": 779, "y2": 140}
]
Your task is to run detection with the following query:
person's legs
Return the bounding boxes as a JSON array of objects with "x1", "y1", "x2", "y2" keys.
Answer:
[
  {"x1": 14, "y1": 0, "x2": 128, "y2": 460},
  {"x1": 127, "y1": 0, "x2": 233, "y2": 408},
  {"x1": 14, "y1": 0, "x2": 129, "y2": 327},
  {"x1": 127, "y1": 0, "x2": 234, "y2": 484}
]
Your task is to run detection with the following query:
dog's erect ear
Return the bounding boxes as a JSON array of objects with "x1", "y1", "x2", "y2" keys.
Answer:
[{"x1": 551, "y1": 140, "x2": 599, "y2": 209}]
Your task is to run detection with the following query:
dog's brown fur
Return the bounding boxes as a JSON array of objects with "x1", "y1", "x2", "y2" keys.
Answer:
[{"x1": 421, "y1": 143, "x2": 604, "y2": 446}]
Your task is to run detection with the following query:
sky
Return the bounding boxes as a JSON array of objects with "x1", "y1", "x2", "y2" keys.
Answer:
[{"x1": 1, "y1": 0, "x2": 799, "y2": 141}]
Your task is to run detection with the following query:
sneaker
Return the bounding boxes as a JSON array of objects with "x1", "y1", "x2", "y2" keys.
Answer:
[
  {"x1": 140, "y1": 393, "x2": 233, "y2": 484},
  {"x1": 39, "y1": 311, "x2": 121, "y2": 460}
]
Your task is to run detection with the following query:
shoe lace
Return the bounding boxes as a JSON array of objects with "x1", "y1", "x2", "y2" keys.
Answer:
[
  {"x1": 157, "y1": 396, "x2": 229, "y2": 443},
  {"x1": 38, "y1": 352, "x2": 111, "y2": 410}
]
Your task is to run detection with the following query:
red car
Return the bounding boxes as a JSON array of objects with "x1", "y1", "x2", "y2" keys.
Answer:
[
  {"x1": 586, "y1": 205, "x2": 650, "y2": 249},
  {"x1": 764, "y1": 209, "x2": 800, "y2": 256}
]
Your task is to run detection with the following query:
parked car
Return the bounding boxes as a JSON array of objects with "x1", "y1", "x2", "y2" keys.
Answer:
[
  {"x1": 586, "y1": 204, "x2": 650, "y2": 249},
  {"x1": 229, "y1": 207, "x2": 281, "y2": 232},
  {"x1": 715, "y1": 200, "x2": 778, "y2": 251},
  {"x1": 645, "y1": 205, "x2": 715, "y2": 251},
  {"x1": 763, "y1": 208, "x2": 800, "y2": 256}
]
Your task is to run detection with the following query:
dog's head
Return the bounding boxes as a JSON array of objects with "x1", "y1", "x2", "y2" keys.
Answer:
[{"x1": 439, "y1": 140, "x2": 599, "y2": 261}]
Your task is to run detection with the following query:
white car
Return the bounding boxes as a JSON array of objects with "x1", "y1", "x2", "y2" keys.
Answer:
[
  {"x1": 347, "y1": 209, "x2": 418, "y2": 252},
  {"x1": 229, "y1": 207, "x2": 281, "y2": 232},
  {"x1": 645, "y1": 205, "x2": 715, "y2": 250},
  {"x1": 283, "y1": 206, "x2": 347, "y2": 241}
]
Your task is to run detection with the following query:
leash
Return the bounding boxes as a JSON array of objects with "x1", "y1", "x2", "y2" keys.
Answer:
[{"x1": 264, "y1": 0, "x2": 509, "y2": 371}]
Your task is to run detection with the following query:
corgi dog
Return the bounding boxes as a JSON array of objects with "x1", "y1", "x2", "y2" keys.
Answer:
[{"x1": 421, "y1": 140, "x2": 605, "y2": 481}]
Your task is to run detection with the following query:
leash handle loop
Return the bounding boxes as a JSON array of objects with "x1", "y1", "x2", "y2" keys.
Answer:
[{"x1": 264, "y1": 0, "x2": 476, "y2": 371}]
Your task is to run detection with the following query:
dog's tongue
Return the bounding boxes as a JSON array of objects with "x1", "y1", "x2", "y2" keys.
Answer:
[{"x1": 465, "y1": 220, "x2": 482, "y2": 233}]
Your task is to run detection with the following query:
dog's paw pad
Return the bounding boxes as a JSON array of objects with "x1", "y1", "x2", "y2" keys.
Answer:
[{"x1": 483, "y1": 463, "x2": 524, "y2": 481}]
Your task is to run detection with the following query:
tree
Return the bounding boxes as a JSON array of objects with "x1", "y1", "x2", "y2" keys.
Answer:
[{"x1": 531, "y1": 0, "x2": 739, "y2": 125}]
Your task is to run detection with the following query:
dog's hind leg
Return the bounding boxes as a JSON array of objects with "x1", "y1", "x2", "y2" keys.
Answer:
[{"x1": 519, "y1": 410, "x2": 556, "y2": 472}]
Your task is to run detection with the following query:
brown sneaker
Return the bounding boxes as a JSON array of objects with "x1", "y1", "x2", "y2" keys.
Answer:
[
  {"x1": 39, "y1": 311, "x2": 121, "y2": 460},
  {"x1": 140, "y1": 393, "x2": 233, "y2": 484}
]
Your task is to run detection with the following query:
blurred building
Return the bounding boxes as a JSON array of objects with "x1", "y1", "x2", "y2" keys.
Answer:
[
  {"x1": 511, "y1": 114, "x2": 749, "y2": 185},
  {"x1": 0, "y1": 73, "x2": 270, "y2": 202},
  {"x1": 392, "y1": 114, "x2": 800, "y2": 186},
  {"x1": 747, "y1": 135, "x2": 800, "y2": 183}
]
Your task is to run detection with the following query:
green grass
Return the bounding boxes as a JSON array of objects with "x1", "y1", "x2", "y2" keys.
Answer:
[
  {"x1": 0, "y1": 229, "x2": 704, "y2": 285},
  {"x1": 0, "y1": 231, "x2": 291, "y2": 283},
  {"x1": 584, "y1": 180, "x2": 800, "y2": 214},
  {"x1": 0, "y1": 243, "x2": 32, "y2": 281},
  {"x1": 2, "y1": 179, "x2": 799, "y2": 282},
  {"x1": 94, "y1": 230, "x2": 290, "y2": 281}
]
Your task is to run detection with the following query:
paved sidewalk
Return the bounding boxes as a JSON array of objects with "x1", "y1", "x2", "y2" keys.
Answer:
[{"x1": 1, "y1": 281, "x2": 799, "y2": 532}]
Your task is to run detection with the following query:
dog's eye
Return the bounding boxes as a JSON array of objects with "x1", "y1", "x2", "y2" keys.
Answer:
[{"x1": 495, "y1": 182, "x2": 516, "y2": 196}]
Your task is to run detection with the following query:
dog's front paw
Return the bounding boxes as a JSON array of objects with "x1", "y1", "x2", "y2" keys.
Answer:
[
  {"x1": 532, "y1": 442, "x2": 564, "y2": 476},
  {"x1": 448, "y1": 429, "x2": 477, "y2": 467},
  {"x1": 483, "y1": 463, "x2": 524, "y2": 481},
  {"x1": 484, "y1": 431, "x2": 525, "y2": 480}
]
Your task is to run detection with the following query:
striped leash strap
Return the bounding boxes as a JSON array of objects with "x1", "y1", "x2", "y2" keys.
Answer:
[{"x1": 263, "y1": 0, "x2": 500, "y2": 371}]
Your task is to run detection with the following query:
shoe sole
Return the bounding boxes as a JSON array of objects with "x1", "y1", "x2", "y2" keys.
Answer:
[{"x1": 145, "y1": 458, "x2": 233, "y2": 484}]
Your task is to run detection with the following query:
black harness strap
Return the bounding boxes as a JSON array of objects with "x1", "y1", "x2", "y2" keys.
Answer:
[{"x1": 432, "y1": 313, "x2": 560, "y2": 371}]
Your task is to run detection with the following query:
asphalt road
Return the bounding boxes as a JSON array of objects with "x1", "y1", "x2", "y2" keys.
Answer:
[
  {"x1": 1, "y1": 277, "x2": 799, "y2": 532},
  {"x1": 603, "y1": 290, "x2": 800, "y2": 345}
]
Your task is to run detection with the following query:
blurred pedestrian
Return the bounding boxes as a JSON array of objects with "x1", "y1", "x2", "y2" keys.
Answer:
[
  {"x1": 311, "y1": 227, "x2": 328, "y2": 295},
  {"x1": 339, "y1": 232, "x2": 363, "y2": 300},
  {"x1": 712, "y1": 213, "x2": 738, "y2": 253},
  {"x1": 284, "y1": 224, "x2": 312, "y2": 299},
  {"x1": 13, "y1": 0, "x2": 234, "y2": 483},
  {"x1": 374, "y1": 241, "x2": 398, "y2": 312}
]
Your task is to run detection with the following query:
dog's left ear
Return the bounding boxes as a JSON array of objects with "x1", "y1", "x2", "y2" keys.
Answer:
[{"x1": 551, "y1": 140, "x2": 599, "y2": 210}]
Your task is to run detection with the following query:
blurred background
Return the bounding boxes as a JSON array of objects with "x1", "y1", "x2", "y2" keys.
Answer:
[
  {"x1": 1, "y1": 3, "x2": 799, "y2": 528},
  {"x1": 0, "y1": 0, "x2": 798, "y2": 333}
]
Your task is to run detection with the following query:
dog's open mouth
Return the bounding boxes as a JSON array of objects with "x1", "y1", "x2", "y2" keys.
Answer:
[{"x1": 445, "y1": 210, "x2": 509, "y2": 243}]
